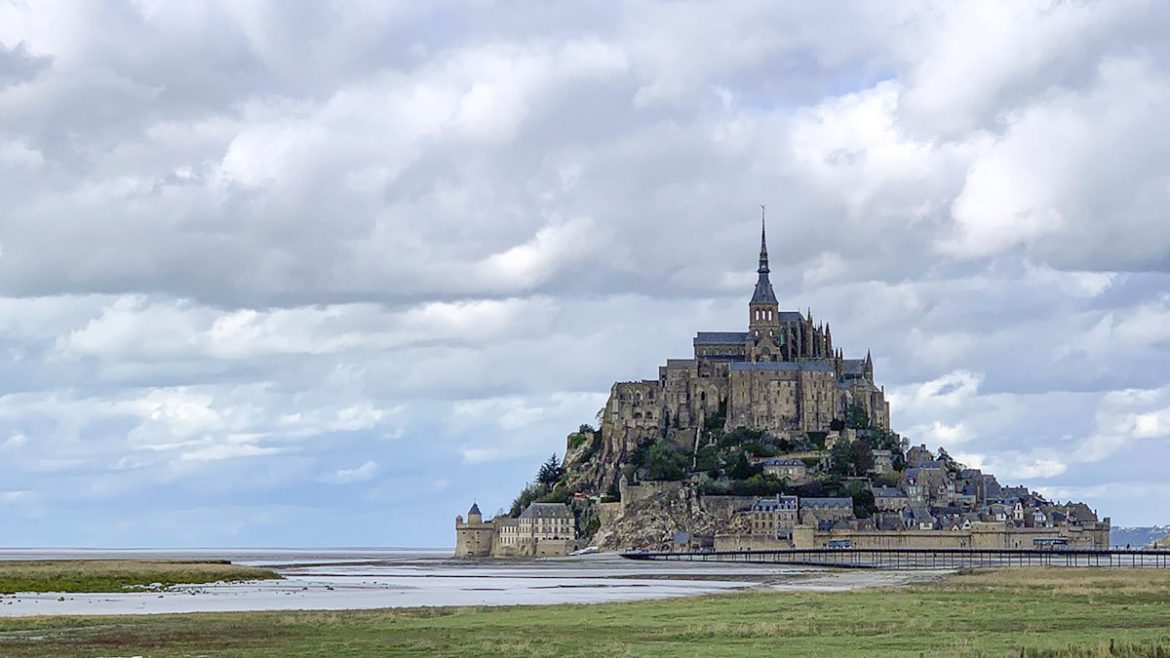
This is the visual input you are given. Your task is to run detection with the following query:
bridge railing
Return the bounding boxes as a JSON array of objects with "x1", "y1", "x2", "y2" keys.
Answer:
[{"x1": 620, "y1": 547, "x2": 1170, "y2": 569}]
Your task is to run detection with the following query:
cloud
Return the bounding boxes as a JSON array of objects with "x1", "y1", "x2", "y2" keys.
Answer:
[
  {"x1": 0, "y1": 1, "x2": 1169, "y2": 546},
  {"x1": 318, "y1": 460, "x2": 378, "y2": 484}
]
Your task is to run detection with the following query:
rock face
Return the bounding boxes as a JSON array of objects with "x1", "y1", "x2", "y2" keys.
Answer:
[{"x1": 593, "y1": 484, "x2": 751, "y2": 551}]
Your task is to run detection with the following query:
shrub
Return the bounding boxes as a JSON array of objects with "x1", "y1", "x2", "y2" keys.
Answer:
[
  {"x1": 644, "y1": 439, "x2": 688, "y2": 481},
  {"x1": 510, "y1": 482, "x2": 547, "y2": 517},
  {"x1": 583, "y1": 517, "x2": 601, "y2": 537},
  {"x1": 743, "y1": 440, "x2": 780, "y2": 458},
  {"x1": 568, "y1": 432, "x2": 589, "y2": 450},
  {"x1": 700, "y1": 474, "x2": 786, "y2": 497},
  {"x1": 537, "y1": 487, "x2": 571, "y2": 505},
  {"x1": 728, "y1": 452, "x2": 761, "y2": 480},
  {"x1": 693, "y1": 444, "x2": 721, "y2": 472}
]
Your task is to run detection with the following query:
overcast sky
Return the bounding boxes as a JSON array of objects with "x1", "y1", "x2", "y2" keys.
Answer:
[{"x1": 1, "y1": 1, "x2": 1169, "y2": 548}]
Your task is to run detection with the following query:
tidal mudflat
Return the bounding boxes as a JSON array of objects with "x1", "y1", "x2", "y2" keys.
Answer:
[{"x1": 0, "y1": 551, "x2": 943, "y2": 616}]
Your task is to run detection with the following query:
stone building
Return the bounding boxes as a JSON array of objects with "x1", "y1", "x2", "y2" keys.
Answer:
[
  {"x1": 872, "y1": 486, "x2": 910, "y2": 512},
  {"x1": 760, "y1": 458, "x2": 808, "y2": 482},
  {"x1": 454, "y1": 501, "x2": 577, "y2": 558},
  {"x1": 799, "y1": 497, "x2": 855, "y2": 524},
  {"x1": 519, "y1": 502, "x2": 575, "y2": 541},
  {"x1": 454, "y1": 503, "x2": 495, "y2": 558},
  {"x1": 599, "y1": 212, "x2": 890, "y2": 472},
  {"x1": 749, "y1": 494, "x2": 799, "y2": 539}
]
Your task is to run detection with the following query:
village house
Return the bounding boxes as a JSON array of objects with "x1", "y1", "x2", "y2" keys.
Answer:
[
  {"x1": 750, "y1": 494, "x2": 799, "y2": 539},
  {"x1": 761, "y1": 458, "x2": 808, "y2": 482}
]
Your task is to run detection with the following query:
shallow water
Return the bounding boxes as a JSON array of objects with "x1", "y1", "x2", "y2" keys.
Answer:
[{"x1": 0, "y1": 549, "x2": 941, "y2": 616}]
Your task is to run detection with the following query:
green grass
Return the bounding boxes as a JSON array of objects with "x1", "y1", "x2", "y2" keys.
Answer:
[
  {"x1": 1, "y1": 568, "x2": 1169, "y2": 657},
  {"x1": 0, "y1": 560, "x2": 280, "y2": 594}
]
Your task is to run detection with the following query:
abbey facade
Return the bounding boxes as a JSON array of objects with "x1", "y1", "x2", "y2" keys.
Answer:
[{"x1": 602, "y1": 216, "x2": 889, "y2": 450}]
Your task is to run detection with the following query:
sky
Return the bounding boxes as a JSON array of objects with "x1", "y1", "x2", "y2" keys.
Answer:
[{"x1": 1, "y1": 1, "x2": 1169, "y2": 548}]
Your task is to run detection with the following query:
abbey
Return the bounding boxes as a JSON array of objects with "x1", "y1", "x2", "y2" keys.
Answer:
[{"x1": 602, "y1": 214, "x2": 889, "y2": 449}]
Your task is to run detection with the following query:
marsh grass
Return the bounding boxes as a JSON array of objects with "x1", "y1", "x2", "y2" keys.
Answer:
[
  {"x1": 1, "y1": 568, "x2": 1169, "y2": 657},
  {"x1": 0, "y1": 559, "x2": 280, "y2": 594}
]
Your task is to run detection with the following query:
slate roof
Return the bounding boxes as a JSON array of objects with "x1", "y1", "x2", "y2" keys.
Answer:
[
  {"x1": 730, "y1": 360, "x2": 834, "y2": 372},
  {"x1": 751, "y1": 273, "x2": 778, "y2": 304},
  {"x1": 801, "y1": 497, "x2": 854, "y2": 508},
  {"x1": 778, "y1": 311, "x2": 805, "y2": 323},
  {"x1": 872, "y1": 487, "x2": 906, "y2": 498},
  {"x1": 752, "y1": 495, "x2": 798, "y2": 511},
  {"x1": 694, "y1": 332, "x2": 752, "y2": 345},
  {"x1": 842, "y1": 359, "x2": 866, "y2": 375},
  {"x1": 761, "y1": 458, "x2": 806, "y2": 467},
  {"x1": 468, "y1": 503, "x2": 481, "y2": 516},
  {"x1": 519, "y1": 502, "x2": 574, "y2": 519}
]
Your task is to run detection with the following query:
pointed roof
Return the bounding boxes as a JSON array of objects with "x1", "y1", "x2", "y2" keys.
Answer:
[
  {"x1": 757, "y1": 206, "x2": 770, "y2": 275},
  {"x1": 750, "y1": 206, "x2": 778, "y2": 305},
  {"x1": 468, "y1": 502, "x2": 482, "y2": 516}
]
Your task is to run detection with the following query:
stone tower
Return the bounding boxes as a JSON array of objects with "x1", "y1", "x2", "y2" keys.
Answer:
[
  {"x1": 748, "y1": 206, "x2": 780, "y2": 338},
  {"x1": 454, "y1": 501, "x2": 494, "y2": 557}
]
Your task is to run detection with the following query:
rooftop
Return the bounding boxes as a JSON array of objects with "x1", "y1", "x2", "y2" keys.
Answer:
[
  {"x1": 730, "y1": 360, "x2": 834, "y2": 372},
  {"x1": 694, "y1": 332, "x2": 752, "y2": 345},
  {"x1": 519, "y1": 502, "x2": 574, "y2": 519},
  {"x1": 802, "y1": 497, "x2": 854, "y2": 508}
]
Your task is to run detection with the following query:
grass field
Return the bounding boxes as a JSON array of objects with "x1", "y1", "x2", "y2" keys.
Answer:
[
  {"x1": 1, "y1": 568, "x2": 1169, "y2": 657},
  {"x1": 0, "y1": 560, "x2": 280, "y2": 595}
]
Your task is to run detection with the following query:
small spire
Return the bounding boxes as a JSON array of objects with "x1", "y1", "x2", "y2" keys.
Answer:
[
  {"x1": 758, "y1": 204, "x2": 769, "y2": 275},
  {"x1": 749, "y1": 205, "x2": 778, "y2": 307}
]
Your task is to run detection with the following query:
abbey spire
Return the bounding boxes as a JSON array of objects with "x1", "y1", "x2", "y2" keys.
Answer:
[
  {"x1": 750, "y1": 205, "x2": 778, "y2": 306},
  {"x1": 748, "y1": 205, "x2": 780, "y2": 340},
  {"x1": 758, "y1": 206, "x2": 770, "y2": 274}
]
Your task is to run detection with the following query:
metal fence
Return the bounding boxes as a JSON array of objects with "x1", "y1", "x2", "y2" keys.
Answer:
[{"x1": 621, "y1": 547, "x2": 1170, "y2": 569}]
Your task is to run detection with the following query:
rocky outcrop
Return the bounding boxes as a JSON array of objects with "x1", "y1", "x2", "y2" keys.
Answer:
[{"x1": 593, "y1": 485, "x2": 751, "y2": 551}]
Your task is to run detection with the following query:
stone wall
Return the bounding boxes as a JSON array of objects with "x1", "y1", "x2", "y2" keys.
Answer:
[
  {"x1": 786, "y1": 523, "x2": 1109, "y2": 549},
  {"x1": 699, "y1": 495, "x2": 759, "y2": 520},
  {"x1": 619, "y1": 479, "x2": 685, "y2": 508},
  {"x1": 454, "y1": 518, "x2": 495, "y2": 557},
  {"x1": 714, "y1": 534, "x2": 792, "y2": 551},
  {"x1": 597, "y1": 501, "x2": 623, "y2": 530},
  {"x1": 535, "y1": 539, "x2": 574, "y2": 557}
]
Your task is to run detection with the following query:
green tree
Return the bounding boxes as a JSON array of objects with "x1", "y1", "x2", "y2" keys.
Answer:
[
  {"x1": 829, "y1": 439, "x2": 874, "y2": 477},
  {"x1": 537, "y1": 454, "x2": 565, "y2": 487},
  {"x1": 845, "y1": 404, "x2": 870, "y2": 430},
  {"x1": 851, "y1": 487, "x2": 877, "y2": 519},
  {"x1": 509, "y1": 482, "x2": 547, "y2": 517},
  {"x1": 728, "y1": 452, "x2": 760, "y2": 480},
  {"x1": 694, "y1": 443, "x2": 721, "y2": 472},
  {"x1": 644, "y1": 440, "x2": 687, "y2": 481},
  {"x1": 936, "y1": 447, "x2": 963, "y2": 474}
]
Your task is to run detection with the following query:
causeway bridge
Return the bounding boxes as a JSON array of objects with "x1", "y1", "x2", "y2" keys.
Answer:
[{"x1": 620, "y1": 547, "x2": 1170, "y2": 569}]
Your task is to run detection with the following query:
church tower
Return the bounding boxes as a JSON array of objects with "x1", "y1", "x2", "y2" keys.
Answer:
[{"x1": 748, "y1": 206, "x2": 780, "y2": 337}]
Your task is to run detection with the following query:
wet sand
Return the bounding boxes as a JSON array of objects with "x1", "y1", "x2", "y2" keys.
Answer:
[{"x1": 0, "y1": 550, "x2": 949, "y2": 617}]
